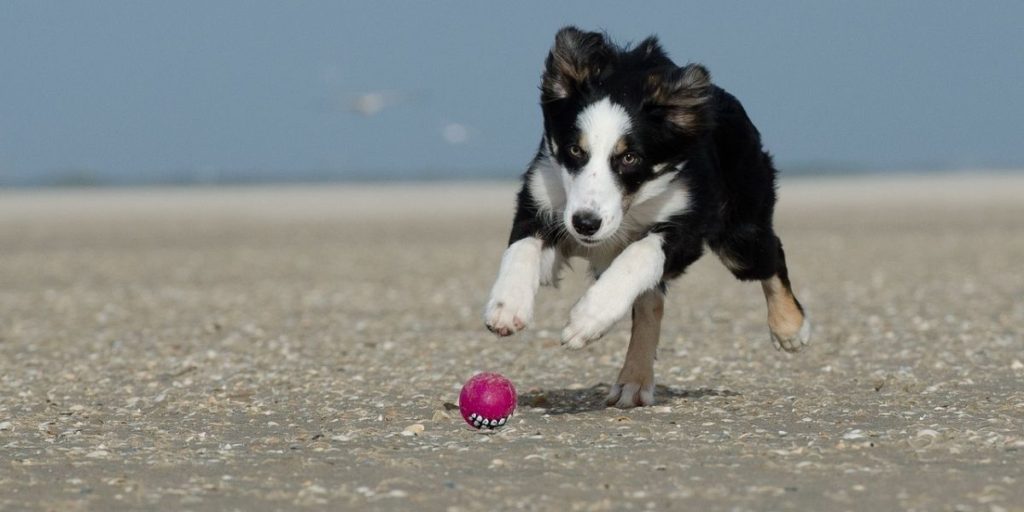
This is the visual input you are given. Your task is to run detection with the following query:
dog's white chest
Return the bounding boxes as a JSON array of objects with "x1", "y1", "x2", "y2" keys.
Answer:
[{"x1": 561, "y1": 239, "x2": 631, "y2": 278}]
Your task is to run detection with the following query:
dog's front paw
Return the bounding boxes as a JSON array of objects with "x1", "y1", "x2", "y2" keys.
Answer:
[
  {"x1": 484, "y1": 285, "x2": 534, "y2": 337},
  {"x1": 560, "y1": 295, "x2": 619, "y2": 349}
]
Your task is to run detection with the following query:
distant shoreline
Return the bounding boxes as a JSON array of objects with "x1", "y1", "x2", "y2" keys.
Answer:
[{"x1": 2, "y1": 167, "x2": 1022, "y2": 189}]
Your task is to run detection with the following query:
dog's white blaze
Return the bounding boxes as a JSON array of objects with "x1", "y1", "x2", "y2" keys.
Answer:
[
  {"x1": 563, "y1": 98, "x2": 631, "y2": 241},
  {"x1": 576, "y1": 97, "x2": 631, "y2": 157}
]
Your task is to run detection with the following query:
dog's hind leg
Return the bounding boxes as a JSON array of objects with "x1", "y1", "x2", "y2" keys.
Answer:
[
  {"x1": 761, "y1": 252, "x2": 810, "y2": 352},
  {"x1": 606, "y1": 288, "x2": 664, "y2": 408},
  {"x1": 713, "y1": 226, "x2": 809, "y2": 352}
]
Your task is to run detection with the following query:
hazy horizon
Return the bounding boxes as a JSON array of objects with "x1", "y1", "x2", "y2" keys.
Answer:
[{"x1": 3, "y1": 2, "x2": 1023, "y2": 186}]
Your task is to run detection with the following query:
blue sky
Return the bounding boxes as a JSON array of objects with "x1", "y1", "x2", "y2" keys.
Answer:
[{"x1": 1, "y1": 2, "x2": 1022, "y2": 184}]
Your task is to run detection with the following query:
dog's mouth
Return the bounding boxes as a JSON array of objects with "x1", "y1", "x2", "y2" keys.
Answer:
[{"x1": 571, "y1": 234, "x2": 606, "y2": 247}]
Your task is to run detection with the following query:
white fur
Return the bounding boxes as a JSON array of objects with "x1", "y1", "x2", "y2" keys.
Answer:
[
  {"x1": 631, "y1": 171, "x2": 678, "y2": 205},
  {"x1": 653, "y1": 161, "x2": 686, "y2": 174},
  {"x1": 607, "y1": 383, "x2": 655, "y2": 408},
  {"x1": 563, "y1": 98, "x2": 631, "y2": 243},
  {"x1": 527, "y1": 150, "x2": 565, "y2": 220},
  {"x1": 538, "y1": 244, "x2": 564, "y2": 287},
  {"x1": 562, "y1": 233, "x2": 666, "y2": 348},
  {"x1": 624, "y1": 170, "x2": 691, "y2": 233},
  {"x1": 484, "y1": 237, "x2": 542, "y2": 336}
]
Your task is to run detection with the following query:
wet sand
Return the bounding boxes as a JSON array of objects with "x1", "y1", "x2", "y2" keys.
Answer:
[{"x1": 1, "y1": 174, "x2": 1023, "y2": 511}]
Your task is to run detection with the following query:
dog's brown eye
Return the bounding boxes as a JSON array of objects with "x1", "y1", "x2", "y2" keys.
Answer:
[
  {"x1": 621, "y1": 152, "x2": 640, "y2": 166},
  {"x1": 568, "y1": 144, "x2": 583, "y2": 158}
]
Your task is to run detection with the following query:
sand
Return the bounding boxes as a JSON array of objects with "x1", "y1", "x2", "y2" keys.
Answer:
[{"x1": 1, "y1": 174, "x2": 1022, "y2": 511}]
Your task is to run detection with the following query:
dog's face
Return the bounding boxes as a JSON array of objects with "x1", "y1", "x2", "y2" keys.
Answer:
[{"x1": 538, "y1": 27, "x2": 713, "y2": 246}]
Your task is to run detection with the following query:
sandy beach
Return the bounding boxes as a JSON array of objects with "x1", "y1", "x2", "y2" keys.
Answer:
[{"x1": 1, "y1": 173, "x2": 1023, "y2": 511}]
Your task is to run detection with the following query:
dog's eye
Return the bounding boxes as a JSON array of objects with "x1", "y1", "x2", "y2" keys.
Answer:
[
  {"x1": 621, "y1": 152, "x2": 641, "y2": 166},
  {"x1": 567, "y1": 144, "x2": 584, "y2": 158}
]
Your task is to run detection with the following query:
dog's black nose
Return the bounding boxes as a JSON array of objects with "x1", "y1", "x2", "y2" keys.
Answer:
[{"x1": 571, "y1": 211, "x2": 602, "y2": 236}]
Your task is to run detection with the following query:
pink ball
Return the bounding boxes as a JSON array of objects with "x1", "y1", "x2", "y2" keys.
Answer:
[{"x1": 459, "y1": 372, "x2": 517, "y2": 429}]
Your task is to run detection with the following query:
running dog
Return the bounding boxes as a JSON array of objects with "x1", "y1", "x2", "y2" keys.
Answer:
[{"x1": 485, "y1": 27, "x2": 810, "y2": 408}]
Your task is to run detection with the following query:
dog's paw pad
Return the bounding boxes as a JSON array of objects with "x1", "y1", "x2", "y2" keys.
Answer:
[
  {"x1": 605, "y1": 382, "x2": 655, "y2": 408},
  {"x1": 486, "y1": 324, "x2": 514, "y2": 337}
]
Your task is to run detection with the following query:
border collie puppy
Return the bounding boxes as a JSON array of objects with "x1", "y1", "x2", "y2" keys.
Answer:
[{"x1": 485, "y1": 27, "x2": 810, "y2": 408}]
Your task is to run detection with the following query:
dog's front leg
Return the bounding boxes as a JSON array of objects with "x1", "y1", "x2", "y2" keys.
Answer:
[
  {"x1": 562, "y1": 233, "x2": 665, "y2": 349},
  {"x1": 485, "y1": 237, "x2": 544, "y2": 336}
]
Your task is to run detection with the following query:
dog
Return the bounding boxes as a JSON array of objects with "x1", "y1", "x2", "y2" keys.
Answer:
[{"x1": 484, "y1": 27, "x2": 810, "y2": 408}]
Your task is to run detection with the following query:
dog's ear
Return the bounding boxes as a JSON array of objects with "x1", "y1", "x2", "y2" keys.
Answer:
[
  {"x1": 646, "y1": 63, "x2": 714, "y2": 134},
  {"x1": 541, "y1": 27, "x2": 611, "y2": 103}
]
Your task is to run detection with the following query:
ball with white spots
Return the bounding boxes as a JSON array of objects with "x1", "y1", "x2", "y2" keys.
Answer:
[{"x1": 458, "y1": 372, "x2": 517, "y2": 430}]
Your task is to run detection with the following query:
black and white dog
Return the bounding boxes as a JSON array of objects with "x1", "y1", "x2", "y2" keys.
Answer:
[{"x1": 485, "y1": 27, "x2": 810, "y2": 408}]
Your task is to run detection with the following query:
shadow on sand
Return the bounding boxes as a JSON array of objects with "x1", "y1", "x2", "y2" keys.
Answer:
[{"x1": 517, "y1": 384, "x2": 741, "y2": 415}]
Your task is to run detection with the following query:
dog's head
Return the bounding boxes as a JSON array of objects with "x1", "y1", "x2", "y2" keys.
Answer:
[{"x1": 538, "y1": 27, "x2": 713, "y2": 246}]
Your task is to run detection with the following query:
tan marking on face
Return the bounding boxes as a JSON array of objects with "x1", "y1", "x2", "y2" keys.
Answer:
[
  {"x1": 577, "y1": 133, "x2": 589, "y2": 154},
  {"x1": 762, "y1": 275, "x2": 804, "y2": 338},
  {"x1": 614, "y1": 138, "x2": 628, "y2": 157}
]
